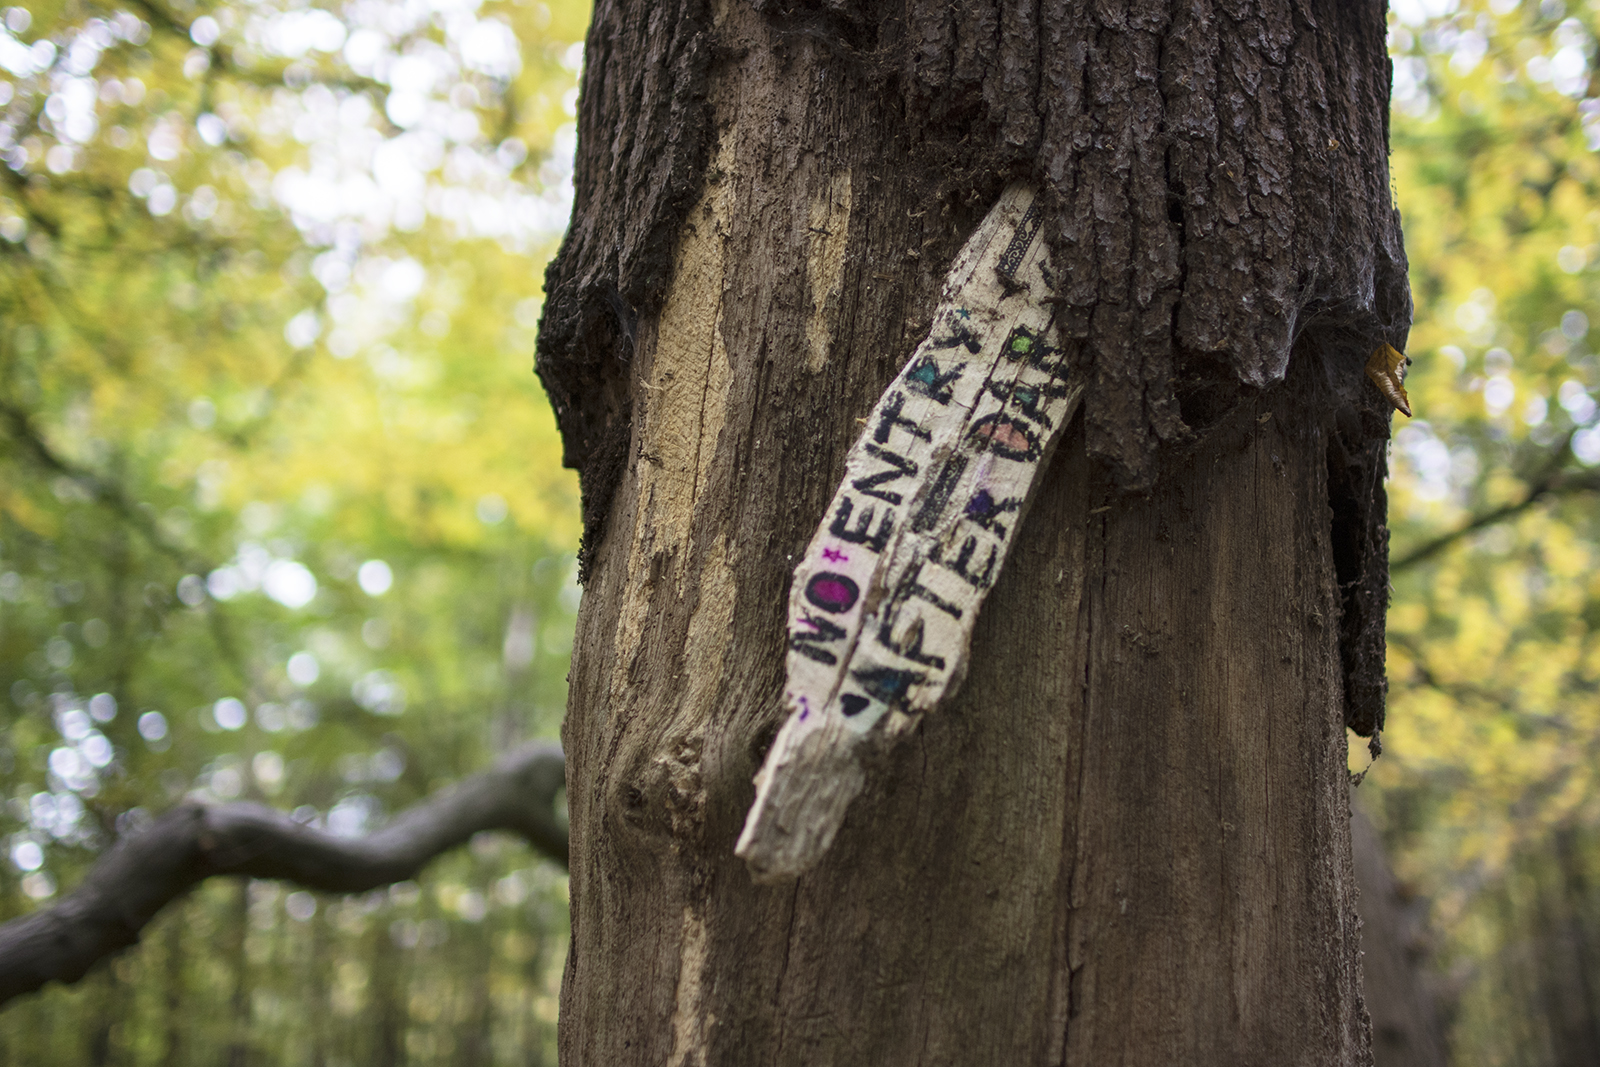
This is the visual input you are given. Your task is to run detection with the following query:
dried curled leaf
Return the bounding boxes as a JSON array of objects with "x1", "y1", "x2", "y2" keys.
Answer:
[{"x1": 1365, "y1": 343, "x2": 1412, "y2": 417}]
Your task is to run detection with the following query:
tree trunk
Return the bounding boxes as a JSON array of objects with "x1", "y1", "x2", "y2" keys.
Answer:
[{"x1": 538, "y1": 2, "x2": 1407, "y2": 1063}]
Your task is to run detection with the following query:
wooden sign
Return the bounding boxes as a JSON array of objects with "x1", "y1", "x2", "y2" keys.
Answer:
[{"x1": 736, "y1": 185, "x2": 1083, "y2": 881}]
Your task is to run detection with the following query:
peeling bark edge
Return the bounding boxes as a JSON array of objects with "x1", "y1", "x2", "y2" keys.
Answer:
[
  {"x1": 534, "y1": 0, "x2": 718, "y2": 580},
  {"x1": 1329, "y1": 420, "x2": 1391, "y2": 736},
  {"x1": 0, "y1": 743, "x2": 567, "y2": 1008}
]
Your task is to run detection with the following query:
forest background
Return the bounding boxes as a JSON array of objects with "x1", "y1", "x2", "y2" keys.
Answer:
[{"x1": 0, "y1": 0, "x2": 1595, "y2": 1062}]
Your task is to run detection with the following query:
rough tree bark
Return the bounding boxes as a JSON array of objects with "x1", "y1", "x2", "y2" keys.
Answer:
[{"x1": 537, "y1": 1, "x2": 1407, "y2": 1064}]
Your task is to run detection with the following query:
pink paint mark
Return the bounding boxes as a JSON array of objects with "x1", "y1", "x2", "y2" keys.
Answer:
[
  {"x1": 822, "y1": 546, "x2": 848, "y2": 563},
  {"x1": 975, "y1": 420, "x2": 1031, "y2": 453},
  {"x1": 806, "y1": 576, "x2": 858, "y2": 614}
]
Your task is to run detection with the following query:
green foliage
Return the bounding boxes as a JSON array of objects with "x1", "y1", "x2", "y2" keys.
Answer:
[
  {"x1": 1371, "y1": 0, "x2": 1600, "y2": 1058},
  {"x1": 0, "y1": 0, "x2": 588, "y2": 1058}
]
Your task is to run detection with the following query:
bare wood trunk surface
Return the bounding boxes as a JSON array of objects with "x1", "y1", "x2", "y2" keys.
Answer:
[{"x1": 546, "y1": 1, "x2": 1403, "y2": 1063}]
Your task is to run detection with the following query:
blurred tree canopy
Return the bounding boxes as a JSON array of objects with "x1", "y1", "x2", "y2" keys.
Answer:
[
  {"x1": 8, "y1": 0, "x2": 1600, "y2": 1062},
  {"x1": 0, "y1": 0, "x2": 588, "y2": 1057},
  {"x1": 1368, "y1": 0, "x2": 1600, "y2": 1060}
]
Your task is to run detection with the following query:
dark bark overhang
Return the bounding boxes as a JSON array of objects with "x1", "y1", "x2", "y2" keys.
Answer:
[{"x1": 534, "y1": 0, "x2": 1407, "y2": 731}]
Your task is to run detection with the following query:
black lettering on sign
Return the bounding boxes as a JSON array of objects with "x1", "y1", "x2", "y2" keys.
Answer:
[
  {"x1": 851, "y1": 665, "x2": 926, "y2": 710},
  {"x1": 906, "y1": 575, "x2": 963, "y2": 619},
  {"x1": 852, "y1": 444, "x2": 918, "y2": 505},
  {"x1": 789, "y1": 613, "x2": 846, "y2": 665},
  {"x1": 829, "y1": 496, "x2": 894, "y2": 553},
  {"x1": 875, "y1": 614, "x2": 946, "y2": 671},
  {"x1": 881, "y1": 561, "x2": 963, "y2": 623},
  {"x1": 911, "y1": 454, "x2": 970, "y2": 534},
  {"x1": 935, "y1": 534, "x2": 997, "y2": 590},
  {"x1": 904, "y1": 356, "x2": 964, "y2": 405},
  {"x1": 967, "y1": 412, "x2": 1042, "y2": 462},
  {"x1": 964, "y1": 489, "x2": 1022, "y2": 539},
  {"x1": 986, "y1": 378, "x2": 1055, "y2": 428},
  {"x1": 930, "y1": 314, "x2": 983, "y2": 354},
  {"x1": 873, "y1": 392, "x2": 932, "y2": 446},
  {"x1": 1001, "y1": 324, "x2": 1070, "y2": 384}
]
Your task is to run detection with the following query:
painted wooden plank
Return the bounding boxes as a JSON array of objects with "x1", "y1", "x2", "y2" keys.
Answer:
[{"x1": 737, "y1": 185, "x2": 1084, "y2": 882}]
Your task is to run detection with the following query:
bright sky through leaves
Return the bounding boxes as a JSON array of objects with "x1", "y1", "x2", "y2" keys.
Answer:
[{"x1": 0, "y1": 0, "x2": 587, "y2": 1051}]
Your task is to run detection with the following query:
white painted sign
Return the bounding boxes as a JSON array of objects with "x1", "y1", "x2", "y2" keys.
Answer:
[{"x1": 737, "y1": 185, "x2": 1083, "y2": 881}]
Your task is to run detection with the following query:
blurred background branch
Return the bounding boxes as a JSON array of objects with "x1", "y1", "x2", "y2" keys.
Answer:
[
  {"x1": 1391, "y1": 429, "x2": 1600, "y2": 572},
  {"x1": 0, "y1": 742, "x2": 566, "y2": 1007}
]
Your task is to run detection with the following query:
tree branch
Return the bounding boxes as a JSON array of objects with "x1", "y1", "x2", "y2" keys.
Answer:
[
  {"x1": 1392, "y1": 436, "x2": 1600, "y2": 573},
  {"x1": 0, "y1": 742, "x2": 567, "y2": 1007}
]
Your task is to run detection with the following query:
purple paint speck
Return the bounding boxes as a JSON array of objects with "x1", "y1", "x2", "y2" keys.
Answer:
[
  {"x1": 798, "y1": 696, "x2": 811, "y2": 722},
  {"x1": 966, "y1": 489, "x2": 996, "y2": 518}
]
